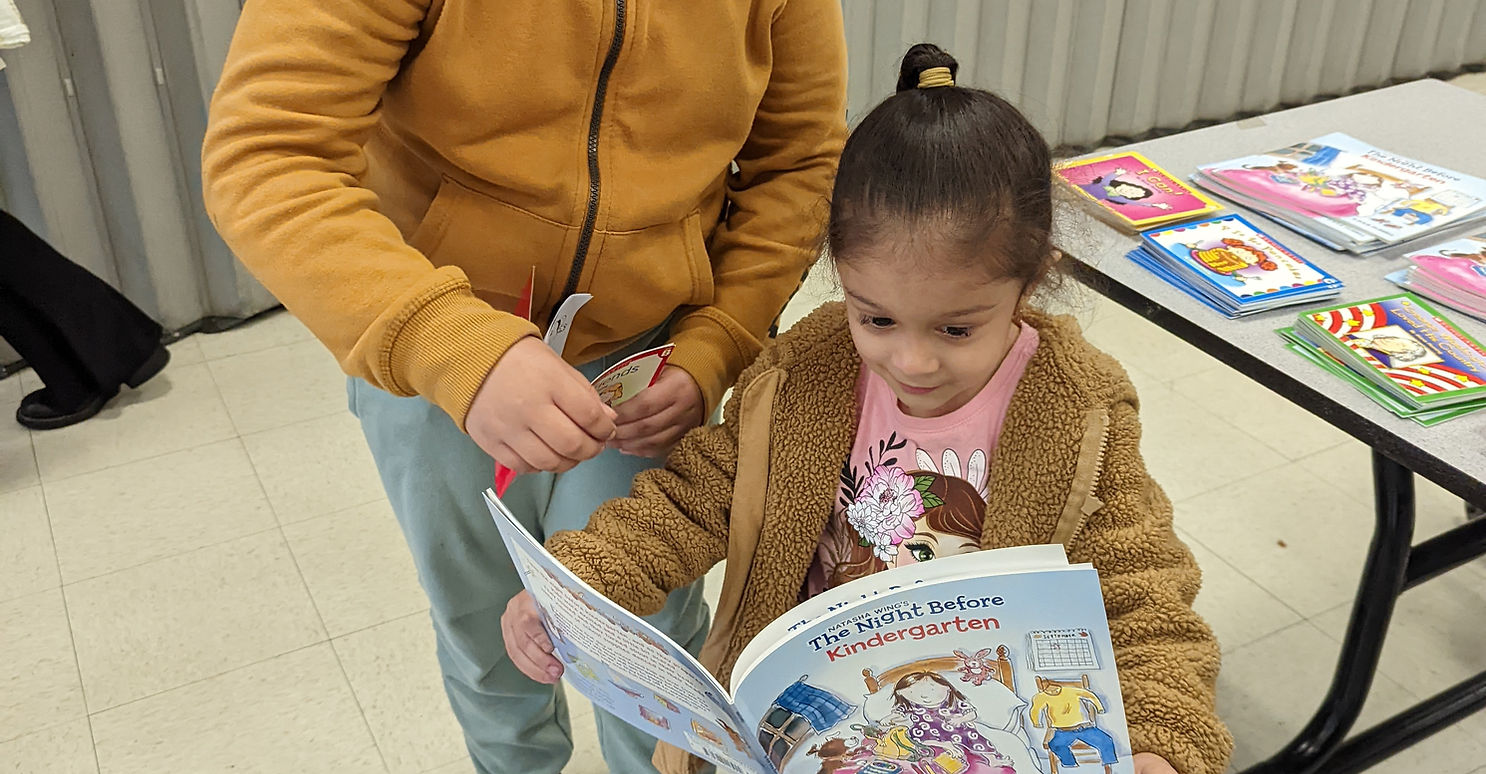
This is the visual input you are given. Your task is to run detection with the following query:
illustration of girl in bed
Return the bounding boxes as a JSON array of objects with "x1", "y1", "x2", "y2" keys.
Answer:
[{"x1": 877, "y1": 671, "x2": 1018, "y2": 774}]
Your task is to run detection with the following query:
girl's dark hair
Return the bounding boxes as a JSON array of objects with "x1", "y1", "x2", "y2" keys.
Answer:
[{"x1": 829, "y1": 43, "x2": 1058, "y2": 291}]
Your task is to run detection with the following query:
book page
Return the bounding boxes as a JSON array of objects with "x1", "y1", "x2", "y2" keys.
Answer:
[{"x1": 484, "y1": 491, "x2": 769, "y2": 774}]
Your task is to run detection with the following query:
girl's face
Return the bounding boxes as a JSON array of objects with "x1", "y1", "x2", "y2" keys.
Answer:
[
  {"x1": 839, "y1": 254, "x2": 1025, "y2": 418},
  {"x1": 898, "y1": 676, "x2": 951, "y2": 707}
]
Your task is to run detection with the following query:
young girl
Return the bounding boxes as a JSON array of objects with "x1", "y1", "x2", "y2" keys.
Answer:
[{"x1": 503, "y1": 44, "x2": 1233, "y2": 774}]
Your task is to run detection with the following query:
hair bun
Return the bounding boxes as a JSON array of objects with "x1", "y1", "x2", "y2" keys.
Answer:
[{"x1": 897, "y1": 43, "x2": 959, "y2": 92}]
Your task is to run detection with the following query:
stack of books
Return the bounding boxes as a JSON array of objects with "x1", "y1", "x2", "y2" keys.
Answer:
[
  {"x1": 1386, "y1": 232, "x2": 1486, "y2": 323},
  {"x1": 1055, "y1": 151, "x2": 1220, "y2": 232},
  {"x1": 1193, "y1": 133, "x2": 1486, "y2": 254},
  {"x1": 1126, "y1": 214, "x2": 1342, "y2": 317},
  {"x1": 1279, "y1": 294, "x2": 1486, "y2": 426}
]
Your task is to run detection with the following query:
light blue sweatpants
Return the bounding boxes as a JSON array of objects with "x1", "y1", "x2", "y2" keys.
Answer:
[{"x1": 348, "y1": 329, "x2": 711, "y2": 774}]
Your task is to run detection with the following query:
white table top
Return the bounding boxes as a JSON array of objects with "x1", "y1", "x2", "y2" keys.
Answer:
[{"x1": 1070, "y1": 78, "x2": 1486, "y2": 507}]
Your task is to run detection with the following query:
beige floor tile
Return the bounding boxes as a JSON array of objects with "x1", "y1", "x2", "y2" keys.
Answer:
[
  {"x1": 0, "y1": 589, "x2": 85, "y2": 743},
  {"x1": 243, "y1": 412, "x2": 385, "y2": 524},
  {"x1": 1448, "y1": 71, "x2": 1486, "y2": 97},
  {"x1": 30, "y1": 363, "x2": 236, "y2": 483},
  {"x1": 1137, "y1": 380, "x2": 1286, "y2": 503},
  {"x1": 334, "y1": 614, "x2": 466, "y2": 774},
  {"x1": 89, "y1": 644, "x2": 384, "y2": 774},
  {"x1": 1177, "y1": 528, "x2": 1302, "y2": 653},
  {"x1": 1216, "y1": 621, "x2": 1416, "y2": 770},
  {"x1": 284, "y1": 499, "x2": 428, "y2": 637},
  {"x1": 567, "y1": 708, "x2": 605, "y2": 774},
  {"x1": 65, "y1": 531, "x2": 326, "y2": 711},
  {"x1": 1075, "y1": 291, "x2": 1222, "y2": 384},
  {"x1": 162, "y1": 334, "x2": 205, "y2": 368},
  {"x1": 1297, "y1": 440, "x2": 1479, "y2": 543},
  {"x1": 195, "y1": 308, "x2": 314, "y2": 361},
  {"x1": 1169, "y1": 368, "x2": 1351, "y2": 461},
  {"x1": 1177, "y1": 465, "x2": 1377, "y2": 617},
  {"x1": 777, "y1": 261, "x2": 837, "y2": 333},
  {"x1": 0, "y1": 376, "x2": 38, "y2": 495},
  {"x1": 210, "y1": 339, "x2": 349, "y2": 435},
  {"x1": 0, "y1": 719, "x2": 97, "y2": 774},
  {"x1": 423, "y1": 759, "x2": 474, "y2": 774},
  {"x1": 1312, "y1": 563, "x2": 1486, "y2": 694},
  {"x1": 45, "y1": 439, "x2": 276, "y2": 583},
  {"x1": 15, "y1": 368, "x2": 38, "y2": 396},
  {"x1": 0, "y1": 486, "x2": 58, "y2": 603}
]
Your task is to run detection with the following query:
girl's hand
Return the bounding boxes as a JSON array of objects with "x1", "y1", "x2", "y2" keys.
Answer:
[
  {"x1": 1133, "y1": 752, "x2": 1178, "y2": 774},
  {"x1": 501, "y1": 591, "x2": 563, "y2": 683},
  {"x1": 610, "y1": 366, "x2": 705, "y2": 457}
]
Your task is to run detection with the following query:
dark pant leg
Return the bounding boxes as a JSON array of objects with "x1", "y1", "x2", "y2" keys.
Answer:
[{"x1": 0, "y1": 210, "x2": 161, "y2": 390}]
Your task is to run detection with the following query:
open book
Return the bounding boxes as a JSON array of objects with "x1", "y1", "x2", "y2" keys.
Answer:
[{"x1": 485, "y1": 491, "x2": 1136, "y2": 774}]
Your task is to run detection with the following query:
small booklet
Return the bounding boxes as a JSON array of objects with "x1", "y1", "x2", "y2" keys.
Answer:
[
  {"x1": 1194, "y1": 133, "x2": 1486, "y2": 253},
  {"x1": 1281, "y1": 294, "x2": 1486, "y2": 424},
  {"x1": 592, "y1": 345, "x2": 674, "y2": 407},
  {"x1": 1386, "y1": 232, "x2": 1486, "y2": 323},
  {"x1": 1056, "y1": 151, "x2": 1219, "y2": 231},
  {"x1": 485, "y1": 491, "x2": 1137, "y2": 774},
  {"x1": 1128, "y1": 214, "x2": 1341, "y2": 317}
]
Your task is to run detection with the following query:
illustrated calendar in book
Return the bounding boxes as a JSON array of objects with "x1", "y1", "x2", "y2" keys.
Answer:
[
  {"x1": 1279, "y1": 294, "x2": 1486, "y2": 425},
  {"x1": 1055, "y1": 151, "x2": 1220, "y2": 231},
  {"x1": 484, "y1": 490, "x2": 1136, "y2": 774},
  {"x1": 1193, "y1": 132, "x2": 1486, "y2": 253}
]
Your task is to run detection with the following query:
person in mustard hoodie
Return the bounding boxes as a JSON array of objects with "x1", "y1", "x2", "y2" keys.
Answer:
[
  {"x1": 200, "y1": 1, "x2": 847, "y2": 773},
  {"x1": 503, "y1": 45, "x2": 1235, "y2": 774}
]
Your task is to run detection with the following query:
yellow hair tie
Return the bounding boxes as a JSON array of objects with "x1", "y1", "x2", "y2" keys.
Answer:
[{"x1": 917, "y1": 66, "x2": 954, "y2": 89}]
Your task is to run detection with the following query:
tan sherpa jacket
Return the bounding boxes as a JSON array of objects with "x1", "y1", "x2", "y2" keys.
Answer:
[{"x1": 548, "y1": 302, "x2": 1235, "y2": 774}]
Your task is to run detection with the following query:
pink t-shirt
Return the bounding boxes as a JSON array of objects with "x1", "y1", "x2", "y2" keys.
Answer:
[{"x1": 806, "y1": 323, "x2": 1040, "y2": 597}]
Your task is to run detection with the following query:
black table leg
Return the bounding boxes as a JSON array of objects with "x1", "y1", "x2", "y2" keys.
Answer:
[{"x1": 1241, "y1": 451, "x2": 1415, "y2": 774}]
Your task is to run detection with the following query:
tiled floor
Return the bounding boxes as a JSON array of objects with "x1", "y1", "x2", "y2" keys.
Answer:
[{"x1": 6, "y1": 77, "x2": 1486, "y2": 774}]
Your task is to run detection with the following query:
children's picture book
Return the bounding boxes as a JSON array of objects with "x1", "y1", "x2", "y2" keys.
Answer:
[
  {"x1": 591, "y1": 344, "x2": 674, "y2": 408},
  {"x1": 1055, "y1": 151, "x2": 1219, "y2": 230},
  {"x1": 1385, "y1": 232, "x2": 1486, "y2": 323},
  {"x1": 1128, "y1": 214, "x2": 1341, "y2": 317},
  {"x1": 485, "y1": 490, "x2": 1137, "y2": 774},
  {"x1": 1283, "y1": 294, "x2": 1486, "y2": 423},
  {"x1": 1193, "y1": 133, "x2": 1486, "y2": 253}
]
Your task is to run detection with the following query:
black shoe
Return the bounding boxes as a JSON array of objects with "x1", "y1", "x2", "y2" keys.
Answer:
[
  {"x1": 16, "y1": 388, "x2": 108, "y2": 430},
  {"x1": 125, "y1": 344, "x2": 170, "y2": 388}
]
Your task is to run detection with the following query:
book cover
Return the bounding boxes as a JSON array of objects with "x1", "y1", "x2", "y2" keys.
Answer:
[
  {"x1": 485, "y1": 491, "x2": 1135, "y2": 774},
  {"x1": 1056, "y1": 151, "x2": 1219, "y2": 229},
  {"x1": 1297, "y1": 295, "x2": 1486, "y2": 408},
  {"x1": 592, "y1": 344, "x2": 674, "y2": 407},
  {"x1": 730, "y1": 565, "x2": 1134, "y2": 774},
  {"x1": 1197, "y1": 133, "x2": 1486, "y2": 247},
  {"x1": 1140, "y1": 215, "x2": 1340, "y2": 305}
]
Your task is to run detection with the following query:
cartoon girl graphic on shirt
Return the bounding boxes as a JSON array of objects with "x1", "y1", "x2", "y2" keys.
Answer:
[{"x1": 822, "y1": 445, "x2": 988, "y2": 588}]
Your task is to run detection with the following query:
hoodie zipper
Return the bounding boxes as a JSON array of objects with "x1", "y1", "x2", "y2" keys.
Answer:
[
  {"x1": 558, "y1": 0, "x2": 628, "y2": 310},
  {"x1": 1051, "y1": 409, "x2": 1111, "y2": 546}
]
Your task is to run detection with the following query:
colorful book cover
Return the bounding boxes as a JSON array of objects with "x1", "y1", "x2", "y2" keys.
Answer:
[
  {"x1": 486, "y1": 491, "x2": 1135, "y2": 774},
  {"x1": 1141, "y1": 215, "x2": 1340, "y2": 304},
  {"x1": 1279, "y1": 329, "x2": 1484, "y2": 425},
  {"x1": 591, "y1": 344, "x2": 674, "y2": 408},
  {"x1": 1298, "y1": 295, "x2": 1486, "y2": 407},
  {"x1": 1406, "y1": 233, "x2": 1486, "y2": 297},
  {"x1": 1197, "y1": 133, "x2": 1486, "y2": 244},
  {"x1": 1056, "y1": 151, "x2": 1219, "y2": 228}
]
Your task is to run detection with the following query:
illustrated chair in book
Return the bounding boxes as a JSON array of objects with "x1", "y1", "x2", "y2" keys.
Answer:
[{"x1": 1033, "y1": 675, "x2": 1113, "y2": 774}]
